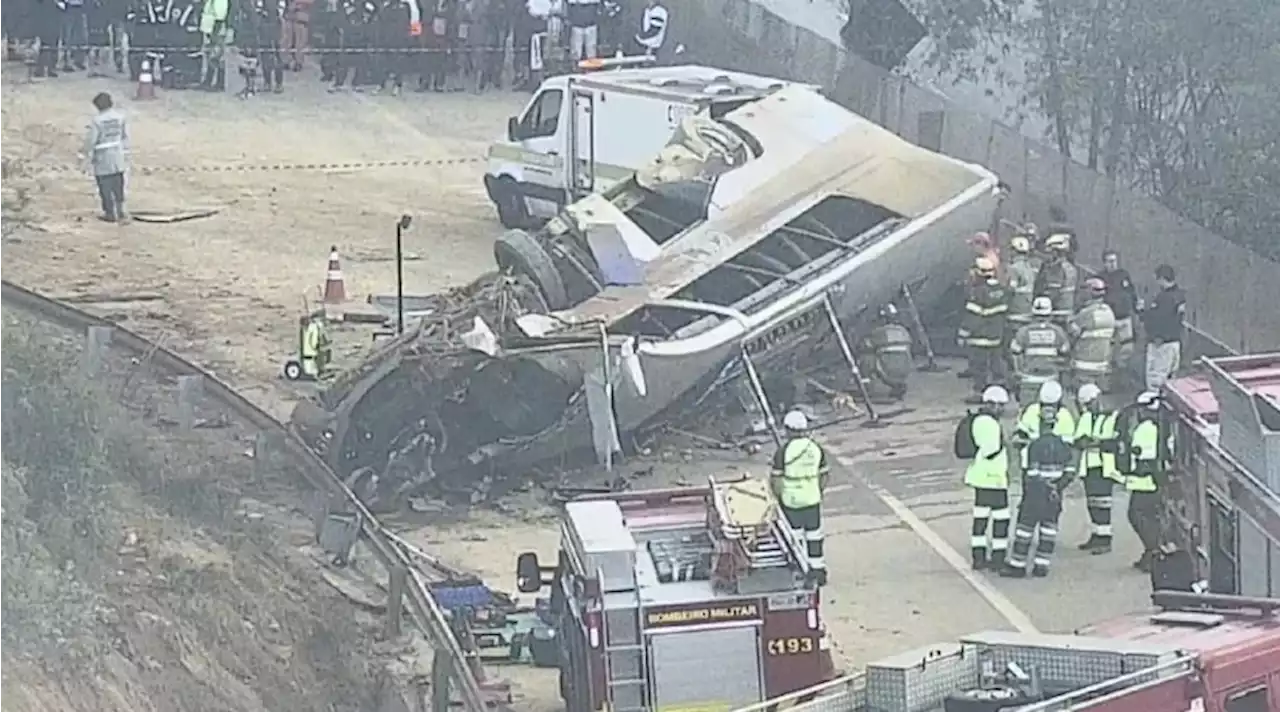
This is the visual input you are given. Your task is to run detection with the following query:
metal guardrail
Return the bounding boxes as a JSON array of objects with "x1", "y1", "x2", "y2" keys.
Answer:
[
  {"x1": 729, "y1": 674, "x2": 865, "y2": 712},
  {"x1": 0, "y1": 280, "x2": 493, "y2": 712}
]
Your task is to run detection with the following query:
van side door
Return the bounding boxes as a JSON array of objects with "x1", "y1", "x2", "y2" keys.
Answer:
[{"x1": 512, "y1": 88, "x2": 569, "y2": 218}]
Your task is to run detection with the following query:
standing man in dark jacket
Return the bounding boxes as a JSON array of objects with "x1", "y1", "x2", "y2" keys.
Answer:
[
  {"x1": 475, "y1": 0, "x2": 508, "y2": 90},
  {"x1": 1099, "y1": 250, "x2": 1138, "y2": 387},
  {"x1": 34, "y1": 0, "x2": 63, "y2": 76},
  {"x1": 1140, "y1": 264, "x2": 1186, "y2": 391},
  {"x1": 250, "y1": 0, "x2": 286, "y2": 92}
]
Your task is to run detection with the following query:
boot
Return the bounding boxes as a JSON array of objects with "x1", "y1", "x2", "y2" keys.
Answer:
[
  {"x1": 1090, "y1": 538, "x2": 1113, "y2": 555},
  {"x1": 971, "y1": 550, "x2": 988, "y2": 571},
  {"x1": 1077, "y1": 535, "x2": 1102, "y2": 551},
  {"x1": 999, "y1": 564, "x2": 1027, "y2": 578},
  {"x1": 1132, "y1": 550, "x2": 1153, "y2": 571},
  {"x1": 1031, "y1": 565, "x2": 1049, "y2": 578}
]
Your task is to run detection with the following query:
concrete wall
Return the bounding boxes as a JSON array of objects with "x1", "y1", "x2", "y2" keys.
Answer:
[{"x1": 667, "y1": 0, "x2": 1280, "y2": 354}]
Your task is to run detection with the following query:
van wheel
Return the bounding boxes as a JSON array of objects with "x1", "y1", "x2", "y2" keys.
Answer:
[
  {"x1": 494, "y1": 178, "x2": 530, "y2": 229},
  {"x1": 494, "y1": 229, "x2": 570, "y2": 310}
]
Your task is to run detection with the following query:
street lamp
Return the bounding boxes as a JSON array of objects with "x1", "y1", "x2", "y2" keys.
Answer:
[{"x1": 395, "y1": 214, "x2": 413, "y2": 335}]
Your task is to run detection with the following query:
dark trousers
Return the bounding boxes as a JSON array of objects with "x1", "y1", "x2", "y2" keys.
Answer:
[
  {"x1": 782, "y1": 503, "x2": 825, "y2": 575},
  {"x1": 259, "y1": 39, "x2": 284, "y2": 89},
  {"x1": 968, "y1": 345, "x2": 1006, "y2": 393},
  {"x1": 479, "y1": 22, "x2": 510, "y2": 89},
  {"x1": 60, "y1": 6, "x2": 89, "y2": 67},
  {"x1": 970, "y1": 486, "x2": 1010, "y2": 567},
  {"x1": 1127, "y1": 489, "x2": 1161, "y2": 556},
  {"x1": 94, "y1": 172, "x2": 126, "y2": 219},
  {"x1": 1082, "y1": 468, "x2": 1116, "y2": 544},
  {"x1": 1007, "y1": 477, "x2": 1061, "y2": 575}
]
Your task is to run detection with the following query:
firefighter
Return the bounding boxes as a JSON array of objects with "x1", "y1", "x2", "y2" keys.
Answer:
[
  {"x1": 1005, "y1": 235, "x2": 1038, "y2": 327},
  {"x1": 1033, "y1": 233, "x2": 1078, "y2": 321},
  {"x1": 1001, "y1": 400, "x2": 1073, "y2": 578},
  {"x1": 1073, "y1": 383, "x2": 1122, "y2": 554},
  {"x1": 968, "y1": 231, "x2": 1001, "y2": 278},
  {"x1": 1123, "y1": 391, "x2": 1165, "y2": 572},
  {"x1": 770, "y1": 410, "x2": 829, "y2": 586},
  {"x1": 958, "y1": 256, "x2": 1008, "y2": 401},
  {"x1": 1068, "y1": 277, "x2": 1117, "y2": 393},
  {"x1": 1099, "y1": 250, "x2": 1138, "y2": 386},
  {"x1": 301, "y1": 311, "x2": 332, "y2": 379},
  {"x1": 861, "y1": 303, "x2": 913, "y2": 403},
  {"x1": 1008, "y1": 296, "x2": 1070, "y2": 406},
  {"x1": 1013, "y1": 380, "x2": 1076, "y2": 474},
  {"x1": 961, "y1": 384, "x2": 1012, "y2": 571}
]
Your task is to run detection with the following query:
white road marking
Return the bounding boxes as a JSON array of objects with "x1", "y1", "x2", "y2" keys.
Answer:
[{"x1": 832, "y1": 453, "x2": 1040, "y2": 634}]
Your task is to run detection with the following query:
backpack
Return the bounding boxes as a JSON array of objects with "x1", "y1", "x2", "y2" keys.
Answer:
[{"x1": 953, "y1": 412, "x2": 979, "y2": 459}]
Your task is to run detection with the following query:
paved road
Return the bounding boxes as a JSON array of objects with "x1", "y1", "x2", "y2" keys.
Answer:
[{"x1": 814, "y1": 358, "x2": 1152, "y2": 667}]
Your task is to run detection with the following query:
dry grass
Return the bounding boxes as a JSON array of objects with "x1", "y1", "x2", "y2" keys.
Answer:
[{"x1": 1, "y1": 311, "x2": 384, "y2": 712}]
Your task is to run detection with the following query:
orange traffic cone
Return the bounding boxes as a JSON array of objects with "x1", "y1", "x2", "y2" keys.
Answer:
[
  {"x1": 136, "y1": 59, "x2": 157, "y2": 100},
  {"x1": 322, "y1": 246, "x2": 347, "y2": 306}
]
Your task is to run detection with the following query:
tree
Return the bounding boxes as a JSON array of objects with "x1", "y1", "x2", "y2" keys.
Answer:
[{"x1": 912, "y1": 0, "x2": 1280, "y2": 258}]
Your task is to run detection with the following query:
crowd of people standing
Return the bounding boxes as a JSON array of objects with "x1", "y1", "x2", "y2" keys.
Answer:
[{"x1": 4, "y1": 0, "x2": 671, "y2": 95}]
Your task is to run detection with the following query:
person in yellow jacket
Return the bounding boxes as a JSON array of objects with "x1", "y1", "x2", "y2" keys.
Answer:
[
  {"x1": 199, "y1": 0, "x2": 231, "y2": 91},
  {"x1": 1012, "y1": 380, "x2": 1076, "y2": 471},
  {"x1": 1124, "y1": 391, "x2": 1166, "y2": 571},
  {"x1": 300, "y1": 311, "x2": 332, "y2": 379},
  {"x1": 1073, "y1": 383, "x2": 1122, "y2": 553},
  {"x1": 961, "y1": 385, "x2": 1012, "y2": 571},
  {"x1": 771, "y1": 410, "x2": 830, "y2": 585}
]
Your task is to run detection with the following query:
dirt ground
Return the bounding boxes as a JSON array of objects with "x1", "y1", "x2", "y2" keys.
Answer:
[{"x1": 1, "y1": 65, "x2": 528, "y2": 420}]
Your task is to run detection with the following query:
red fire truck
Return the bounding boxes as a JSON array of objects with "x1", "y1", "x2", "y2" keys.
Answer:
[
  {"x1": 515, "y1": 476, "x2": 835, "y2": 712},
  {"x1": 1162, "y1": 353, "x2": 1280, "y2": 596},
  {"x1": 722, "y1": 591, "x2": 1279, "y2": 712}
]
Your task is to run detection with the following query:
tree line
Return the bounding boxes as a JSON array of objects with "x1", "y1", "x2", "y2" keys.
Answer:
[{"x1": 908, "y1": 0, "x2": 1280, "y2": 260}]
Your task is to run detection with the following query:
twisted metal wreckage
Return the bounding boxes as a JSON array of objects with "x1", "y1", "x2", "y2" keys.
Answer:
[{"x1": 290, "y1": 86, "x2": 1005, "y2": 502}]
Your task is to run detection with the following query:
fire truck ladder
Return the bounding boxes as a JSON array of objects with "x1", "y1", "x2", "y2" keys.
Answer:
[{"x1": 599, "y1": 566, "x2": 648, "y2": 712}]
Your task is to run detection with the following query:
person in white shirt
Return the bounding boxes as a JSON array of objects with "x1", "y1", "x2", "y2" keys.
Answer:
[
  {"x1": 635, "y1": 0, "x2": 666, "y2": 58},
  {"x1": 565, "y1": 0, "x2": 599, "y2": 60}
]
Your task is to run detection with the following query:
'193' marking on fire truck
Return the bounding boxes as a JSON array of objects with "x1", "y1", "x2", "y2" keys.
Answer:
[
  {"x1": 645, "y1": 603, "x2": 761, "y2": 628},
  {"x1": 766, "y1": 637, "x2": 816, "y2": 656}
]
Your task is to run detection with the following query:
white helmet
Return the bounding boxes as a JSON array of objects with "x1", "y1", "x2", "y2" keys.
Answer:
[
  {"x1": 1038, "y1": 380, "x2": 1064, "y2": 406},
  {"x1": 981, "y1": 385, "x2": 1010, "y2": 405},
  {"x1": 1031, "y1": 296, "x2": 1053, "y2": 316},
  {"x1": 1077, "y1": 383, "x2": 1102, "y2": 404},
  {"x1": 1137, "y1": 391, "x2": 1161, "y2": 409},
  {"x1": 782, "y1": 410, "x2": 809, "y2": 431}
]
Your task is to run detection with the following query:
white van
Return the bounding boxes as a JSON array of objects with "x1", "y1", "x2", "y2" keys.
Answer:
[{"x1": 483, "y1": 64, "x2": 817, "y2": 228}]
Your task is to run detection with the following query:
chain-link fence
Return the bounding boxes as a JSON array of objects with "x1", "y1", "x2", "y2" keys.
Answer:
[{"x1": 671, "y1": 0, "x2": 1280, "y2": 355}]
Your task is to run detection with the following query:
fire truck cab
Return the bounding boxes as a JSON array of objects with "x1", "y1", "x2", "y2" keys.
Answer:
[
  {"x1": 728, "y1": 591, "x2": 1279, "y2": 712},
  {"x1": 1161, "y1": 352, "x2": 1280, "y2": 597},
  {"x1": 515, "y1": 476, "x2": 833, "y2": 712}
]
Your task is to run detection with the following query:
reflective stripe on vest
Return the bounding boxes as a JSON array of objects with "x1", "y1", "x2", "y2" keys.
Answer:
[{"x1": 780, "y1": 437, "x2": 823, "y2": 509}]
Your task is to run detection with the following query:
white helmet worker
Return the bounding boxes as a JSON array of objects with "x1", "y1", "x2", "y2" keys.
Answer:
[
  {"x1": 981, "y1": 385, "x2": 1010, "y2": 405},
  {"x1": 1077, "y1": 383, "x2": 1102, "y2": 405},
  {"x1": 1038, "y1": 380, "x2": 1064, "y2": 406},
  {"x1": 1031, "y1": 296, "x2": 1053, "y2": 317},
  {"x1": 1010, "y1": 235, "x2": 1031, "y2": 254},
  {"x1": 782, "y1": 409, "x2": 809, "y2": 431}
]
